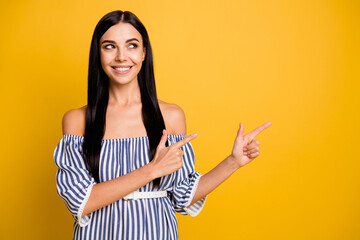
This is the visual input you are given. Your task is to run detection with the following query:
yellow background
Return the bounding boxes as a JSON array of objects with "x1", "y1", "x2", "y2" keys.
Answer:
[{"x1": 1, "y1": 0, "x2": 359, "y2": 239}]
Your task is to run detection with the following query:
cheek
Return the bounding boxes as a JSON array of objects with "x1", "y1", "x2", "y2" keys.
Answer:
[
  {"x1": 100, "y1": 53, "x2": 113, "y2": 69},
  {"x1": 100, "y1": 49, "x2": 114, "y2": 60},
  {"x1": 129, "y1": 51, "x2": 144, "y2": 63}
]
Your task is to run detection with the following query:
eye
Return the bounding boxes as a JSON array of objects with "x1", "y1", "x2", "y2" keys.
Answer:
[
  {"x1": 104, "y1": 44, "x2": 115, "y2": 49},
  {"x1": 129, "y1": 43, "x2": 138, "y2": 49}
]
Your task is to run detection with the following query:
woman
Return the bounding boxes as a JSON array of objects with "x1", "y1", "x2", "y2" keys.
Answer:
[{"x1": 54, "y1": 10, "x2": 271, "y2": 239}]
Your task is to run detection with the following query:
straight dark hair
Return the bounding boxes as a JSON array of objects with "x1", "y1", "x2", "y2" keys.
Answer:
[{"x1": 82, "y1": 10, "x2": 167, "y2": 187}]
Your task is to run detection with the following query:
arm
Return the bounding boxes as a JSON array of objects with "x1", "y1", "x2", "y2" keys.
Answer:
[
  {"x1": 82, "y1": 164, "x2": 156, "y2": 217},
  {"x1": 189, "y1": 156, "x2": 239, "y2": 206}
]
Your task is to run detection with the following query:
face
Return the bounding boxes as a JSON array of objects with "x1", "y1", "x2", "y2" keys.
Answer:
[{"x1": 99, "y1": 22, "x2": 146, "y2": 85}]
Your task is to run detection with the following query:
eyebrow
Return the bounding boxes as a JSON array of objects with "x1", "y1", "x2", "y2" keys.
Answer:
[{"x1": 101, "y1": 38, "x2": 140, "y2": 45}]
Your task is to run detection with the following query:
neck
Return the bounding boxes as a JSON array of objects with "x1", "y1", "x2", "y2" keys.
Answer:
[{"x1": 108, "y1": 78, "x2": 142, "y2": 107}]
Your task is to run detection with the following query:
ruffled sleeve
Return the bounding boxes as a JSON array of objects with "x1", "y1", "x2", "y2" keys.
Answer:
[
  {"x1": 166, "y1": 134, "x2": 207, "y2": 216},
  {"x1": 53, "y1": 134, "x2": 96, "y2": 227}
]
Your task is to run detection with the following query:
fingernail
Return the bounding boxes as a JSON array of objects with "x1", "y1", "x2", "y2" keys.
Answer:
[
  {"x1": 243, "y1": 147, "x2": 247, "y2": 151},
  {"x1": 194, "y1": 133, "x2": 198, "y2": 137}
]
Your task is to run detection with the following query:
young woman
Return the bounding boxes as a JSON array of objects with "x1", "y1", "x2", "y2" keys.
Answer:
[{"x1": 54, "y1": 10, "x2": 271, "y2": 239}]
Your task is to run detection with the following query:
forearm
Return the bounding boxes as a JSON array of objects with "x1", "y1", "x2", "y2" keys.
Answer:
[
  {"x1": 82, "y1": 163, "x2": 156, "y2": 217},
  {"x1": 189, "y1": 156, "x2": 240, "y2": 206}
]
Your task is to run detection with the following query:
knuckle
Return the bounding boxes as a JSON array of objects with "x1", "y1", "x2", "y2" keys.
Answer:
[
  {"x1": 256, "y1": 140, "x2": 260, "y2": 145},
  {"x1": 256, "y1": 147, "x2": 260, "y2": 151}
]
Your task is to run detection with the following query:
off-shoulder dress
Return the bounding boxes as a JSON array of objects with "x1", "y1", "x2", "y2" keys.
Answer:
[{"x1": 53, "y1": 134, "x2": 207, "y2": 240}]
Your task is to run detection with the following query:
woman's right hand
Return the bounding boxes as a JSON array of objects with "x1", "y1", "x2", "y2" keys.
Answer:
[{"x1": 150, "y1": 129, "x2": 198, "y2": 178}]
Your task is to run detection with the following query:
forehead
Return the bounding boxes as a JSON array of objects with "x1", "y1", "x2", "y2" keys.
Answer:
[{"x1": 100, "y1": 22, "x2": 143, "y2": 44}]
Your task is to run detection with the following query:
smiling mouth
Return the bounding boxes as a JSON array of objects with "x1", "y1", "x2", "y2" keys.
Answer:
[{"x1": 111, "y1": 66, "x2": 133, "y2": 73}]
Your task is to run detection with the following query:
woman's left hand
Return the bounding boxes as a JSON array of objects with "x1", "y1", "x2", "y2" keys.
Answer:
[{"x1": 230, "y1": 122, "x2": 272, "y2": 168}]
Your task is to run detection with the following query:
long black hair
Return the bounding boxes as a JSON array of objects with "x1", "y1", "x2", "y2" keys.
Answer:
[{"x1": 82, "y1": 10, "x2": 167, "y2": 187}]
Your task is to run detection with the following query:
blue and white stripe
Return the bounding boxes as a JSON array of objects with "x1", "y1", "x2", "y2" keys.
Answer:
[{"x1": 54, "y1": 134, "x2": 207, "y2": 240}]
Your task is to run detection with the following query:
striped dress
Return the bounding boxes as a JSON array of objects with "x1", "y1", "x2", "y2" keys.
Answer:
[{"x1": 54, "y1": 134, "x2": 207, "y2": 239}]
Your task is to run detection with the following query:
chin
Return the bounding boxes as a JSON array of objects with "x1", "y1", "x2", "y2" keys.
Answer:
[{"x1": 109, "y1": 76, "x2": 137, "y2": 85}]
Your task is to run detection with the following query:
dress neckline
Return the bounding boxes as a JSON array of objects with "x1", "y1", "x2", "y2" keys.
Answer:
[{"x1": 63, "y1": 133, "x2": 186, "y2": 142}]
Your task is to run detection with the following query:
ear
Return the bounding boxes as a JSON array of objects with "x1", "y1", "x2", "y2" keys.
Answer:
[{"x1": 142, "y1": 47, "x2": 146, "y2": 61}]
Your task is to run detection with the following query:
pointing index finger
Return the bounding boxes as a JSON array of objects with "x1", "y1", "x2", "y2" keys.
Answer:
[
  {"x1": 245, "y1": 122, "x2": 272, "y2": 140},
  {"x1": 171, "y1": 133, "x2": 198, "y2": 149}
]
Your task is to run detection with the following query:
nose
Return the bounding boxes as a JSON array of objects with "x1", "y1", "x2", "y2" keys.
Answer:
[{"x1": 115, "y1": 48, "x2": 126, "y2": 61}]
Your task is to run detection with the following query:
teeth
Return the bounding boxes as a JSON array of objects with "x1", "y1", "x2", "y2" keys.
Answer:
[{"x1": 114, "y1": 67, "x2": 130, "y2": 71}]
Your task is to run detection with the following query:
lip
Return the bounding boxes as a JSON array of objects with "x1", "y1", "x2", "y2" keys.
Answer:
[{"x1": 112, "y1": 66, "x2": 133, "y2": 74}]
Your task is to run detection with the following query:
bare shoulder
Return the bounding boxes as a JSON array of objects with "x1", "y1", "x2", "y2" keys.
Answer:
[
  {"x1": 158, "y1": 100, "x2": 186, "y2": 135},
  {"x1": 62, "y1": 105, "x2": 87, "y2": 136}
]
